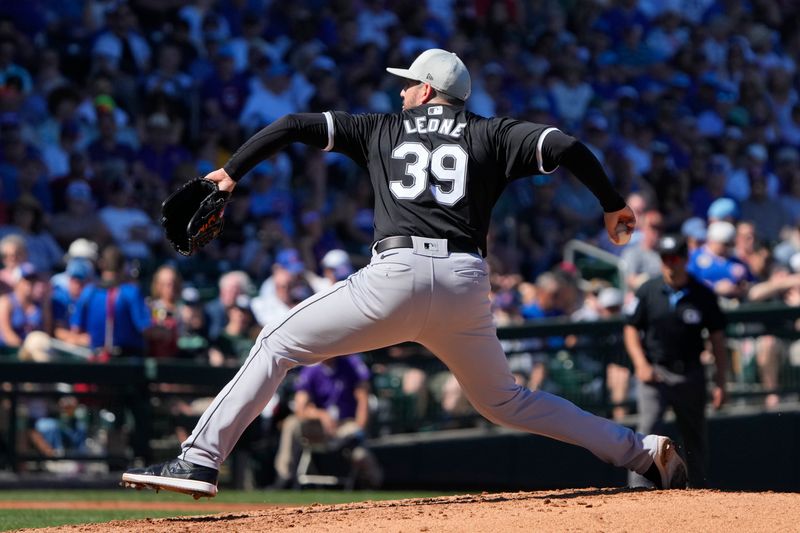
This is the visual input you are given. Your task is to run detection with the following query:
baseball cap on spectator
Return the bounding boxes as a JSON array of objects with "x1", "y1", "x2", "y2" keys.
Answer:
[
  {"x1": 386, "y1": 48, "x2": 472, "y2": 101},
  {"x1": 181, "y1": 286, "x2": 201, "y2": 306},
  {"x1": 276, "y1": 249, "x2": 304, "y2": 275},
  {"x1": 66, "y1": 238, "x2": 98, "y2": 262},
  {"x1": 706, "y1": 221, "x2": 736, "y2": 244},
  {"x1": 66, "y1": 180, "x2": 93, "y2": 202},
  {"x1": 321, "y1": 249, "x2": 353, "y2": 281},
  {"x1": 707, "y1": 198, "x2": 739, "y2": 221},
  {"x1": 94, "y1": 94, "x2": 116, "y2": 114},
  {"x1": 597, "y1": 287, "x2": 624, "y2": 309},
  {"x1": 746, "y1": 143, "x2": 768, "y2": 161},
  {"x1": 681, "y1": 217, "x2": 707, "y2": 241},
  {"x1": 13, "y1": 262, "x2": 39, "y2": 283},
  {"x1": 656, "y1": 234, "x2": 688, "y2": 257},
  {"x1": 233, "y1": 294, "x2": 251, "y2": 310},
  {"x1": 66, "y1": 258, "x2": 93, "y2": 280}
]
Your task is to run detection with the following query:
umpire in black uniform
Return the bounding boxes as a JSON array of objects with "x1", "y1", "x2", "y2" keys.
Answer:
[{"x1": 624, "y1": 235, "x2": 729, "y2": 488}]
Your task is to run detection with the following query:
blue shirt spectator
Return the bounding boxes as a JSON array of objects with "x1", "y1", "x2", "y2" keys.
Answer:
[
  {"x1": 71, "y1": 281, "x2": 151, "y2": 355},
  {"x1": 688, "y1": 221, "x2": 754, "y2": 300}
]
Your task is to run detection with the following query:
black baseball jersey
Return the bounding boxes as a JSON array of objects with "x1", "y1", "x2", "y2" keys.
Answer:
[
  {"x1": 627, "y1": 275, "x2": 726, "y2": 367},
  {"x1": 325, "y1": 104, "x2": 562, "y2": 255},
  {"x1": 224, "y1": 106, "x2": 624, "y2": 256}
]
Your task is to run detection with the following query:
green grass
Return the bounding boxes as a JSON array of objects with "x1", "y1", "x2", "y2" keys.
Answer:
[
  {"x1": 0, "y1": 489, "x2": 457, "y2": 531},
  {"x1": 0, "y1": 510, "x2": 198, "y2": 531}
]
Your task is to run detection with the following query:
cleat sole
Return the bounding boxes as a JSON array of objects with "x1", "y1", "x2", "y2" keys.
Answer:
[{"x1": 121, "y1": 473, "x2": 217, "y2": 498}]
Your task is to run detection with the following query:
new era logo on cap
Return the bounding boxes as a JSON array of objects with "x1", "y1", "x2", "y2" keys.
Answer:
[{"x1": 386, "y1": 48, "x2": 472, "y2": 101}]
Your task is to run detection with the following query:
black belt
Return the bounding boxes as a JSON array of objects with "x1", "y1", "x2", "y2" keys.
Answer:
[{"x1": 374, "y1": 236, "x2": 479, "y2": 255}]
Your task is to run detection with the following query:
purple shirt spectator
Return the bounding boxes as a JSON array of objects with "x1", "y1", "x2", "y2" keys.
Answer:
[{"x1": 294, "y1": 355, "x2": 370, "y2": 421}]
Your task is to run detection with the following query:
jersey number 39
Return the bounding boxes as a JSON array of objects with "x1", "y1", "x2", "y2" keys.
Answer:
[{"x1": 390, "y1": 142, "x2": 468, "y2": 206}]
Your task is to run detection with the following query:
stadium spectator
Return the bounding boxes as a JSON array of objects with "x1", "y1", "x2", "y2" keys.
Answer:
[
  {"x1": 176, "y1": 286, "x2": 209, "y2": 362},
  {"x1": 205, "y1": 270, "x2": 253, "y2": 342},
  {"x1": 0, "y1": 196, "x2": 62, "y2": 274},
  {"x1": 208, "y1": 294, "x2": 257, "y2": 366},
  {"x1": 98, "y1": 179, "x2": 161, "y2": 261},
  {"x1": 135, "y1": 112, "x2": 192, "y2": 186},
  {"x1": 725, "y1": 143, "x2": 779, "y2": 203},
  {"x1": 688, "y1": 221, "x2": 754, "y2": 300},
  {"x1": 272, "y1": 354, "x2": 381, "y2": 489},
  {"x1": 70, "y1": 245, "x2": 151, "y2": 359},
  {"x1": 319, "y1": 249, "x2": 354, "y2": 287},
  {"x1": 597, "y1": 287, "x2": 630, "y2": 421},
  {"x1": 741, "y1": 172, "x2": 790, "y2": 244},
  {"x1": 49, "y1": 180, "x2": 111, "y2": 251},
  {"x1": 146, "y1": 265, "x2": 182, "y2": 359},
  {"x1": 622, "y1": 209, "x2": 665, "y2": 291},
  {"x1": 86, "y1": 101, "x2": 136, "y2": 180},
  {"x1": 26, "y1": 396, "x2": 88, "y2": 459},
  {"x1": 777, "y1": 147, "x2": 800, "y2": 225},
  {"x1": 51, "y1": 238, "x2": 99, "y2": 292},
  {"x1": 251, "y1": 249, "x2": 316, "y2": 327},
  {"x1": 0, "y1": 262, "x2": 47, "y2": 349},
  {"x1": 51, "y1": 258, "x2": 93, "y2": 347},
  {"x1": 0, "y1": 234, "x2": 27, "y2": 293},
  {"x1": 681, "y1": 217, "x2": 707, "y2": 253}
]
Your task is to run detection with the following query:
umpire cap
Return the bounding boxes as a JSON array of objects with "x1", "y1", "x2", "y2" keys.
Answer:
[
  {"x1": 386, "y1": 49, "x2": 471, "y2": 101},
  {"x1": 656, "y1": 234, "x2": 688, "y2": 257}
]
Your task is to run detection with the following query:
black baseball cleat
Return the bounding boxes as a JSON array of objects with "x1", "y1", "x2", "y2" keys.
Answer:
[
  {"x1": 643, "y1": 436, "x2": 688, "y2": 489},
  {"x1": 121, "y1": 459, "x2": 218, "y2": 499}
]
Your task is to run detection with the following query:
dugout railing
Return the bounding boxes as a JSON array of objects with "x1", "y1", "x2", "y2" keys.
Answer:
[{"x1": 1, "y1": 302, "x2": 800, "y2": 473}]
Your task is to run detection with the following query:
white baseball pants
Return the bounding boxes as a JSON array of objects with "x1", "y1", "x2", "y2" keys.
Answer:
[{"x1": 180, "y1": 237, "x2": 657, "y2": 475}]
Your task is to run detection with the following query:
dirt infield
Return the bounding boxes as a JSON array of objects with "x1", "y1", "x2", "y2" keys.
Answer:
[{"x1": 18, "y1": 488, "x2": 800, "y2": 532}]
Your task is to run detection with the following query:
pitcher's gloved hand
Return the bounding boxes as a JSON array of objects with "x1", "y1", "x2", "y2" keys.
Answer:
[{"x1": 160, "y1": 178, "x2": 231, "y2": 256}]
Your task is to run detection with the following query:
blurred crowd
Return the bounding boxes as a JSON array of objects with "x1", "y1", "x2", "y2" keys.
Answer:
[{"x1": 1, "y1": 0, "x2": 800, "y2": 472}]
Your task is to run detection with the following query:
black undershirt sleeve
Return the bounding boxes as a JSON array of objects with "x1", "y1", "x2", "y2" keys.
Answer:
[
  {"x1": 542, "y1": 130, "x2": 626, "y2": 213},
  {"x1": 223, "y1": 113, "x2": 329, "y2": 181}
]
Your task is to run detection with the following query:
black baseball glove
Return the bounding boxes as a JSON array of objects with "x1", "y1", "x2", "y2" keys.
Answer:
[{"x1": 160, "y1": 178, "x2": 231, "y2": 256}]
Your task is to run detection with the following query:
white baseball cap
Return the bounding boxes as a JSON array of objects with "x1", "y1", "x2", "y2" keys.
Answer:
[
  {"x1": 321, "y1": 249, "x2": 353, "y2": 281},
  {"x1": 66, "y1": 238, "x2": 98, "y2": 262},
  {"x1": 386, "y1": 48, "x2": 471, "y2": 101},
  {"x1": 707, "y1": 221, "x2": 736, "y2": 244}
]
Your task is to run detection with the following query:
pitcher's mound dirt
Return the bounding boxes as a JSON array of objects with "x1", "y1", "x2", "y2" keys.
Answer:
[{"x1": 23, "y1": 488, "x2": 800, "y2": 532}]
